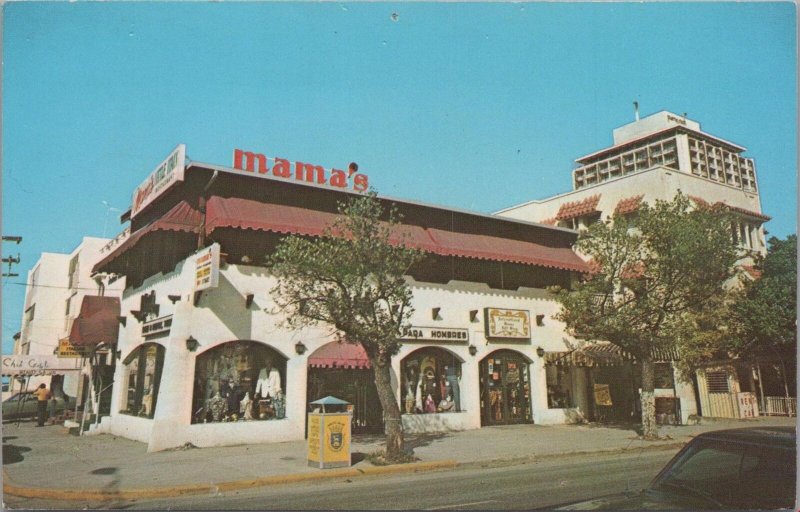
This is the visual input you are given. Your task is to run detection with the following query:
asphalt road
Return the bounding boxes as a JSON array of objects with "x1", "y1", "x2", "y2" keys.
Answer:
[{"x1": 3, "y1": 447, "x2": 679, "y2": 510}]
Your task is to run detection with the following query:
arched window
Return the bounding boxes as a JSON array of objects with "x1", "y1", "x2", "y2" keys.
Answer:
[
  {"x1": 191, "y1": 341, "x2": 287, "y2": 424},
  {"x1": 400, "y1": 348, "x2": 463, "y2": 414},
  {"x1": 121, "y1": 343, "x2": 165, "y2": 419}
]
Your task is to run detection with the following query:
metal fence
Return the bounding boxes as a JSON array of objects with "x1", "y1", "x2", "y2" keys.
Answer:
[{"x1": 761, "y1": 397, "x2": 797, "y2": 417}]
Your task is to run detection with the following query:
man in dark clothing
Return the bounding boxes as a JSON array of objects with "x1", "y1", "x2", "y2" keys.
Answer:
[{"x1": 32, "y1": 383, "x2": 51, "y2": 427}]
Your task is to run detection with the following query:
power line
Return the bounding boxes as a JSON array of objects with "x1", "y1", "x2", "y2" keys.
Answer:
[{"x1": 4, "y1": 281, "x2": 111, "y2": 292}]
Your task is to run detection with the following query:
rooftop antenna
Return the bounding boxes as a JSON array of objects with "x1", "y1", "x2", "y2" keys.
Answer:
[
  {"x1": 633, "y1": 101, "x2": 640, "y2": 121},
  {"x1": 102, "y1": 200, "x2": 121, "y2": 238}
]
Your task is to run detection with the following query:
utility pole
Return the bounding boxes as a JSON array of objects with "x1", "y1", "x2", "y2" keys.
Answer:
[{"x1": 2, "y1": 235, "x2": 22, "y2": 277}]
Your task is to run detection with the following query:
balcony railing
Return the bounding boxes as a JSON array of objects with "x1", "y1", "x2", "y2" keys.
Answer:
[{"x1": 761, "y1": 396, "x2": 797, "y2": 417}]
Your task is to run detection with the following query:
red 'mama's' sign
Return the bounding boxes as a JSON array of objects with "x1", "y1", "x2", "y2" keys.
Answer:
[{"x1": 233, "y1": 149, "x2": 368, "y2": 192}]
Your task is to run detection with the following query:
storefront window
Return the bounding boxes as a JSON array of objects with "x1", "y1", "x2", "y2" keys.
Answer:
[
  {"x1": 121, "y1": 343, "x2": 165, "y2": 418},
  {"x1": 546, "y1": 365, "x2": 573, "y2": 408},
  {"x1": 191, "y1": 341, "x2": 286, "y2": 424},
  {"x1": 400, "y1": 348, "x2": 462, "y2": 414}
]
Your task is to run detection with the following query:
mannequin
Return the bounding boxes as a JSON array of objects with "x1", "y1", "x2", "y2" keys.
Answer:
[
  {"x1": 444, "y1": 365, "x2": 461, "y2": 412},
  {"x1": 424, "y1": 394, "x2": 436, "y2": 413},
  {"x1": 240, "y1": 392, "x2": 253, "y2": 420},
  {"x1": 255, "y1": 360, "x2": 282, "y2": 399}
]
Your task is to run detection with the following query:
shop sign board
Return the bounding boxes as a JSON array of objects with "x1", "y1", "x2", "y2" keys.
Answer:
[
  {"x1": 736, "y1": 392, "x2": 759, "y2": 418},
  {"x1": 484, "y1": 308, "x2": 530, "y2": 340},
  {"x1": 195, "y1": 243, "x2": 220, "y2": 292},
  {"x1": 142, "y1": 315, "x2": 173, "y2": 338},
  {"x1": 232, "y1": 148, "x2": 369, "y2": 193},
  {"x1": 593, "y1": 384, "x2": 613, "y2": 406},
  {"x1": 2, "y1": 355, "x2": 82, "y2": 376},
  {"x1": 56, "y1": 338, "x2": 84, "y2": 358},
  {"x1": 131, "y1": 144, "x2": 186, "y2": 219},
  {"x1": 401, "y1": 326, "x2": 469, "y2": 343}
]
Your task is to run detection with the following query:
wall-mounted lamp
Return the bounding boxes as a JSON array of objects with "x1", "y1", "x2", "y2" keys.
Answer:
[
  {"x1": 536, "y1": 346, "x2": 545, "y2": 358},
  {"x1": 432, "y1": 307, "x2": 442, "y2": 321},
  {"x1": 469, "y1": 310, "x2": 479, "y2": 323},
  {"x1": 245, "y1": 293, "x2": 255, "y2": 308},
  {"x1": 115, "y1": 350, "x2": 122, "y2": 360},
  {"x1": 168, "y1": 295, "x2": 181, "y2": 304},
  {"x1": 117, "y1": 316, "x2": 127, "y2": 327},
  {"x1": 536, "y1": 314, "x2": 545, "y2": 327},
  {"x1": 185, "y1": 336, "x2": 200, "y2": 352},
  {"x1": 468, "y1": 344, "x2": 478, "y2": 356},
  {"x1": 295, "y1": 341, "x2": 307, "y2": 355}
]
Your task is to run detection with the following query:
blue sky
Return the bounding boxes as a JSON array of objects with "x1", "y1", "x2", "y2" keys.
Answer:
[{"x1": 2, "y1": 2, "x2": 796, "y2": 355}]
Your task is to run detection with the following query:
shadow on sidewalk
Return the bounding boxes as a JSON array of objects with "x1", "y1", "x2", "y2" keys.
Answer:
[{"x1": 2, "y1": 442, "x2": 31, "y2": 465}]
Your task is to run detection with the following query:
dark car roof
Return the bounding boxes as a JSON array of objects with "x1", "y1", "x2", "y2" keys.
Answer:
[{"x1": 694, "y1": 426, "x2": 796, "y2": 449}]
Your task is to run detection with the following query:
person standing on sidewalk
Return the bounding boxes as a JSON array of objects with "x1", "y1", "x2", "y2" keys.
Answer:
[{"x1": 32, "y1": 383, "x2": 51, "y2": 427}]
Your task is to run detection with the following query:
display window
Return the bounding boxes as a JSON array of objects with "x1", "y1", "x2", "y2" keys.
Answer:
[
  {"x1": 400, "y1": 348, "x2": 463, "y2": 414},
  {"x1": 121, "y1": 343, "x2": 165, "y2": 419},
  {"x1": 479, "y1": 350, "x2": 532, "y2": 425},
  {"x1": 546, "y1": 365, "x2": 573, "y2": 408},
  {"x1": 191, "y1": 340, "x2": 286, "y2": 424}
]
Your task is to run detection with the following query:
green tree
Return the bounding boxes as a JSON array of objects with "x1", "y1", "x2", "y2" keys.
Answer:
[
  {"x1": 728, "y1": 235, "x2": 797, "y2": 395},
  {"x1": 552, "y1": 194, "x2": 738, "y2": 439},
  {"x1": 268, "y1": 192, "x2": 424, "y2": 460}
]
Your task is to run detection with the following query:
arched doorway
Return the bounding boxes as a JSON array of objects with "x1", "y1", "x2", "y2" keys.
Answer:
[
  {"x1": 480, "y1": 350, "x2": 533, "y2": 425},
  {"x1": 307, "y1": 341, "x2": 382, "y2": 434},
  {"x1": 400, "y1": 347, "x2": 464, "y2": 414}
]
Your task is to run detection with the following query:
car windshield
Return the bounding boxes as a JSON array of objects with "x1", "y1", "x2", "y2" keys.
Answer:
[{"x1": 651, "y1": 437, "x2": 796, "y2": 509}]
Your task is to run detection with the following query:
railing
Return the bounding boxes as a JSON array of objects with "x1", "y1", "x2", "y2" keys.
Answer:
[{"x1": 761, "y1": 397, "x2": 797, "y2": 417}]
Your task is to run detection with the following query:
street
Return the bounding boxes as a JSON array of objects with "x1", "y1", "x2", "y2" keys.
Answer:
[{"x1": 3, "y1": 448, "x2": 677, "y2": 510}]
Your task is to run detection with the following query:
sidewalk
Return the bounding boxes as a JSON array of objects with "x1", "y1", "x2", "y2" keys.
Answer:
[{"x1": 3, "y1": 416, "x2": 795, "y2": 501}]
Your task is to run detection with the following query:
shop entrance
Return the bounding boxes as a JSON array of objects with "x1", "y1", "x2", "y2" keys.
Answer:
[
  {"x1": 480, "y1": 350, "x2": 532, "y2": 425},
  {"x1": 306, "y1": 341, "x2": 383, "y2": 434}
]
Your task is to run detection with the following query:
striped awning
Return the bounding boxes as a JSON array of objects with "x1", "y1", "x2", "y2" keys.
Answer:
[{"x1": 546, "y1": 342, "x2": 679, "y2": 367}]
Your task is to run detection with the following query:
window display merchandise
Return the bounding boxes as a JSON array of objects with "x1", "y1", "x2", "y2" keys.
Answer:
[
  {"x1": 480, "y1": 350, "x2": 532, "y2": 425},
  {"x1": 191, "y1": 341, "x2": 286, "y2": 424},
  {"x1": 400, "y1": 348, "x2": 462, "y2": 414},
  {"x1": 122, "y1": 343, "x2": 165, "y2": 418}
]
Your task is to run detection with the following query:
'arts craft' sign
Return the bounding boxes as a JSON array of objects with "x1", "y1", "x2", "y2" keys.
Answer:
[
  {"x1": 233, "y1": 149, "x2": 368, "y2": 192},
  {"x1": 484, "y1": 308, "x2": 530, "y2": 340}
]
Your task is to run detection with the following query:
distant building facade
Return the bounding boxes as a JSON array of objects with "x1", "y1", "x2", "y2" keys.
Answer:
[{"x1": 497, "y1": 111, "x2": 780, "y2": 422}]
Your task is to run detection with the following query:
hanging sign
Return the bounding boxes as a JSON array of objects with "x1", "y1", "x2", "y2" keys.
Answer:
[
  {"x1": 401, "y1": 326, "x2": 469, "y2": 343},
  {"x1": 195, "y1": 243, "x2": 220, "y2": 292},
  {"x1": 593, "y1": 384, "x2": 613, "y2": 406},
  {"x1": 2, "y1": 355, "x2": 82, "y2": 376},
  {"x1": 232, "y1": 149, "x2": 369, "y2": 192},
  {"x1": 131, "y1": 144, "x2": 186, "y2": 219},
  {"x1": 56, "y1": 338, "x2": 84, "y2": 358},
  {"x1": 484, "y1": 308, "x2": 530, "y2": 340}
]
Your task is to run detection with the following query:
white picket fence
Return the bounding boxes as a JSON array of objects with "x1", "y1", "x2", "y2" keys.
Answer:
[{"x1": 762, "y1": 397, "x2": 797, "y2": 417}]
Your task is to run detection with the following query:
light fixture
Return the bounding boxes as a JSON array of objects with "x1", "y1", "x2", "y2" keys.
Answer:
[
  {"x1": 168, "y1": 295, "x2": 181, "y2": 304},
  {"x1": 245, "y1": 293, "x2": 255, "y2": 308},
  {"x1": 185, "y1": 336, "x2": 200, "y2": 352},
  {"x1": 536, "y1": 346, "x2": 545, "y2": 358},
  {"x1": 469, "y1": 310, "x2": 479, "y2": 323},
  {"x1": 115, "y1": 350, "x2": 122, "y2": 359},
  {"x1": 432, "y1": 307, "x2": 441, "y2": 321},
  {"x1": 536, "y1": 314, "x2": 545, "y2": 327},
  {"x1": 295, "y1": 341, "x2": 307, "y2": 355},
  {"x1": 468, "y1": 345, "x2": 477, "y2": 356}
]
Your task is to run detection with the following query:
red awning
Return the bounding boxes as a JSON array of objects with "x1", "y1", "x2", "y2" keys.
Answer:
[
  {"x1": 555, "y1": 194, "x2": 601, "y2": 221},
  {"x1": 614, "y1": 195, "x2": 644, "y2": 216},
  {"x1": 93, "y1": 201, "x2": 202, "y2": 273},
  {"x1": 205, "y1": 196, "x2": 440, "y2": 252},
  {"x1": 307, "y1": 341, "x2": 371, "y2": 369},
  {"x1": 427, "y1": 228, "x2": 590, "y2": 273},
  {"x1": 69, "y1": 296, "x2": 121, "y2": 347}
]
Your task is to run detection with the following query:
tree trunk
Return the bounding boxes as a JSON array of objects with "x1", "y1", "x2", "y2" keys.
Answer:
[
  {"x1": 640, "y1": 359, "x2": 658, "y2": 439},
  {"x1": 371, "y1": 355, "x2": 405, "y2": 460}
]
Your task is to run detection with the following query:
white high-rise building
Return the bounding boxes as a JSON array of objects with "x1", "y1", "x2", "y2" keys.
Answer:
[{"x1": 497, "y1": 110, "x2": 769, "y2": 260}]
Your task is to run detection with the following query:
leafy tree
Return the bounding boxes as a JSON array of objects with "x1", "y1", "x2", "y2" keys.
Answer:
[
  {"x1": 728, "y1": 235, "x2": 797, "y2": 395},
  {"x1": 552, "y1": 194, "x2": 738, "y2": 439},
  {"x1": 268, "y1": 192, "x2": 424, "y2": 460}
]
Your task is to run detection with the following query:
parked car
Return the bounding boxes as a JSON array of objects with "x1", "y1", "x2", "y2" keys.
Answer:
[
  {"x1": 2, "y1": 392, "x2": 74, "y2": 421},
  {"x1": 556, "y1": 427, "x2": 796, "y2": 510}
]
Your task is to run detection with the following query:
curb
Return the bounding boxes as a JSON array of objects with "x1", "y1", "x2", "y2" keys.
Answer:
[
  {"x1": 3, "y1": 460, "x2": 459, "y2": 501},
  {"x1": 2, "y1": 440, "x2": 688, "y2": 502}
]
